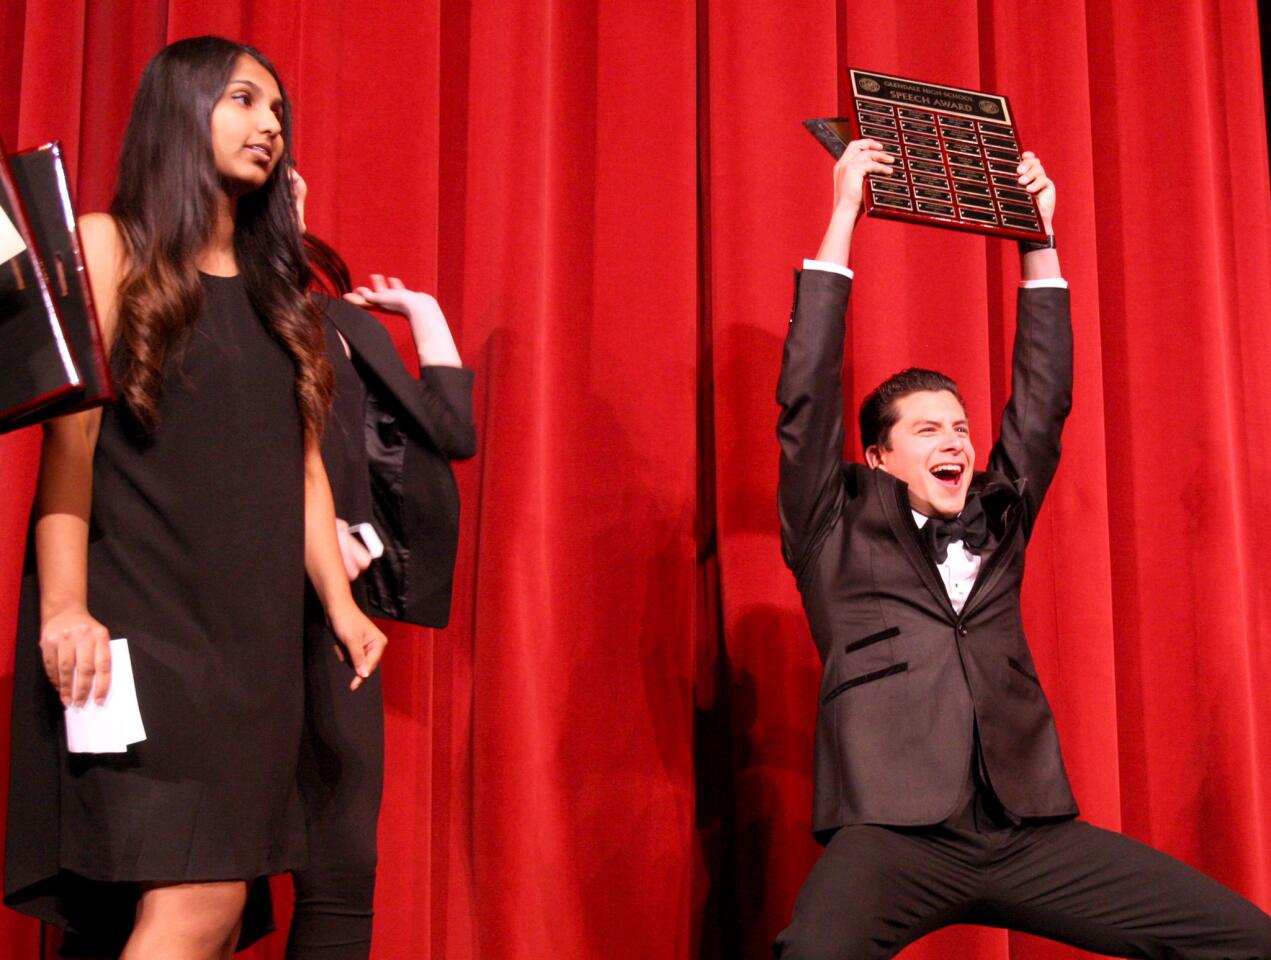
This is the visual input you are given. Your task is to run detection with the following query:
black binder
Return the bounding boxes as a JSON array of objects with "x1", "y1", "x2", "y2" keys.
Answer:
[
  {"x1": 2, "y1": 141, "x2": 113, "y2": 434},
  {"x1": 0, "y1": 143, "x2": 81, "y2": 431}
]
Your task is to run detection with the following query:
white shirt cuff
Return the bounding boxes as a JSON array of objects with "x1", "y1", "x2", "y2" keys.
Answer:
[
  {"x1": 802, "y1": 259, "x2": 854, "y2": 280},
  {"x1": 800, "y1": 261, "x2": 1059, "y2": 288}
]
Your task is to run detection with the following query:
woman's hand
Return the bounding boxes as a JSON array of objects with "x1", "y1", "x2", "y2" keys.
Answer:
[
  {"x1": 335, "y1": 518, "x2": 374, "y2": 581},
  {"x1": 344, "y1": 274, "x2": 461, "y2": 367},
  {"x1": 291, "y1": 168, "x2": 308, "y2": 232},
  {"x1": 328, "y1": 604, "x2": 387, "y2": 691},
  {"x1": 343, "y1": 273, "x2": 430, "y2": 318},
  {"x1": 39, "y1": 608, "x2": 111, "y2": 706}
]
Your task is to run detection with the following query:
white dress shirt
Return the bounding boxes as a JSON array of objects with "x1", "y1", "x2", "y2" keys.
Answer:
[{"x1": 911, "y1": 510, "x2": 980, "y2": 614}]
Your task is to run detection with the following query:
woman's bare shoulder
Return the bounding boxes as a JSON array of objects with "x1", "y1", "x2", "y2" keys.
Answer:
[
  {"x1": 77, "y1": 213, "x2": 126, "y2": 342},
  {"x1": 77, "y1": 213, "x2": 123, "y2": 265}
]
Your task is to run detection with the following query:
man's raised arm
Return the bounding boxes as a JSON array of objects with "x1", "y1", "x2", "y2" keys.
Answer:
[
  {"x1": 988, "y1": 152, "x2": 1073, "y2": 532},
  {"x1": 777, "y1": 140, "x2": 894, "y2": 575}
]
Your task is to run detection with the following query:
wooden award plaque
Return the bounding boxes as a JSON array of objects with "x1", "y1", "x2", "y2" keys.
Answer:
[{"x1": 805, "y1": 69, "x2": 1048, "y2": 242}]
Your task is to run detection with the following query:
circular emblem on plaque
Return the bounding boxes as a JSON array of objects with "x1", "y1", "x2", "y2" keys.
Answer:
[
  {"x1": 979, "y1": 99, "x2": 1001, "y2": 115},
  {"x1": 859, "y1": 77, "x2": 881, "y2": 93}
]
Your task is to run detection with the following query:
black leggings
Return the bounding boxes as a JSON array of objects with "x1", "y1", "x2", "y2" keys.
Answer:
[{"x1": 286, "y1": 620, "x2": 385, "y2": 960}]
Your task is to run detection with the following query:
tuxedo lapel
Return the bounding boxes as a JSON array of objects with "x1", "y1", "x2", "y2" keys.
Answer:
[
  {"x1": 873, "y1": 469, "x2": 1026, "y2": 623},
  {"x1": 958, "y1": 473, "x2": 1025, "y2": 619},
  {"x1": 876, "y1": 471, "x2": 957, "y2": 620}
]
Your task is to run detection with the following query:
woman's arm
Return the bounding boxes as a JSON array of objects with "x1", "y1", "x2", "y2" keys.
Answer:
[
  {"x1": 304, "y1": 438, "x2": 387, "y2": 689},
  {"x1": 36, "y1": 414, "x2": 109, "y2": 706},
  {"x1": 35, "y1": 213, "x2": 122, "y2": 706}
]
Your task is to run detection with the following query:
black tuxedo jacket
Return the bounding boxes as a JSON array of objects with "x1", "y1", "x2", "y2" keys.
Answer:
[
  {"x1": 777, "y1": 269, "x2": 1078, "y2": 840},
  {"x1": 323, "y1": 297, "x2": 476, "y2": 628}
]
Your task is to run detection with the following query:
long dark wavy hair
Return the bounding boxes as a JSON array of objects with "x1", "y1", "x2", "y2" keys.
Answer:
[
  {"x1": 305, "y1": 233, "x2": 352, "y2": 297},
  {"x1": 109, "y1": 35, "x2": 332, "y2": 438}
]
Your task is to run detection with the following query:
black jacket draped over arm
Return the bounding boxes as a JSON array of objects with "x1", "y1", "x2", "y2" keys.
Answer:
[{"x1": 323, "y1": 297, "x2": 476, "y2": 629}]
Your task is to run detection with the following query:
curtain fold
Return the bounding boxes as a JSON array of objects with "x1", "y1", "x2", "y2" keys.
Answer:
[{"x1": 0, "y1": 2, "x2": 1267, "y2": 958}]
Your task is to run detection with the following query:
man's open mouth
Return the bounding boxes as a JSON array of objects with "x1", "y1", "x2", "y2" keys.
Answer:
[{"x1": 930, "y1": 463, "x2": 964, "y2": 488}]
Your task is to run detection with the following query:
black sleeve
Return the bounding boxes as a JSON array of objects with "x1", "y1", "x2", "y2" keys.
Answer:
[
  {"x1": 415, "y1": 365, "x2": 477, "y2": 460},
  {"x1": 987, "y1": 286, "x2": 1073, "y2": 534},
  {"x1": 776, "y1": 268, "x2": 852, "y2": 577},
  {"x1": 329, "y1": 296, "x2": 476, "y2": 462}
]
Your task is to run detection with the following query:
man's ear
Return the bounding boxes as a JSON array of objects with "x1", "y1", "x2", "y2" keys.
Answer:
[{"x1": 865, "y1": 445, "x2": 883, "y2": 468}]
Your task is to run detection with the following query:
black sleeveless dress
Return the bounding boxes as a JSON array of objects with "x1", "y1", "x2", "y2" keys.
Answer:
[{"x1": 5, "y1": 274, "x2": 308, "y2": 947}]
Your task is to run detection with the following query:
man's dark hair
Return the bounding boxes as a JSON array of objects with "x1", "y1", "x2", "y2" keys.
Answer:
[{"x1": 858, "y1": 368, "x2": 964, "y2": 452}]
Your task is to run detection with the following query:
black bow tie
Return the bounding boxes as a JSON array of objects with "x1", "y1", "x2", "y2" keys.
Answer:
[{"x1": 921, "y1": 497, "x2": 990, "y2": 563}]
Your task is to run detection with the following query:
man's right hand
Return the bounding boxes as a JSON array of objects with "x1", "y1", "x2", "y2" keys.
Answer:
[
  {"x1": 832, "y1": 138, "x2": 895, "y2": 220},
  {"x1": 815, "y1": 139, "x2": 895, "y2": 267}
]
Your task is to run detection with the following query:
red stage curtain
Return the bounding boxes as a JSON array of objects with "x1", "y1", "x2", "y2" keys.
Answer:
[{"x1": 0, "y1": 1, "x2": 1268, "y2": 958}]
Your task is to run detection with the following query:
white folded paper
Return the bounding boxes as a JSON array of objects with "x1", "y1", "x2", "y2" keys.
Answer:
[
  {"x1": 64, "y1": 638, "x2": 147, "y2": 754},
  {"x1": 0, "y1": 207, "x2": 27, "y2": 264}
]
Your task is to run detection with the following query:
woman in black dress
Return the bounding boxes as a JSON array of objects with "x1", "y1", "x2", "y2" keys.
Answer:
[
  {"x1": 4, "y1": 37, "x2": 386, "y2": 959},
  {"x1": 287, "y1": 179, "x2": 475, "y2": 959}
]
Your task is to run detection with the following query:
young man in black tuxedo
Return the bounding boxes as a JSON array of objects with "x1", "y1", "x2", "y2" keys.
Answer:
[{"x1": 773, "y1": 138, "x2": 1271, "y2": 959}]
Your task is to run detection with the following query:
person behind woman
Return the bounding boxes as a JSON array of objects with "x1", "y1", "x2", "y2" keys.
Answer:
[
  {"x1": 287, "y1": 176, "x2": 476, "y2": 959},
  {"x1": 4, "y1": 37, "x2": 386, "y2": 960}
]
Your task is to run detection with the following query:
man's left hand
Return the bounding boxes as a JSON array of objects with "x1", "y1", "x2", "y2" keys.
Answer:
[{"x1": 1017, "y1": 152, "x2": 1055, "y2": 234}]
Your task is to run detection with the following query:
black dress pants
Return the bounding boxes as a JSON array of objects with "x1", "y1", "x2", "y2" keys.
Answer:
[
  {"x1": 774, "y1": 787, "x2": 1271, "y2": 960},
  {"x1": 286, "y1": 616, "x2": 385, "y2": 960}
]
